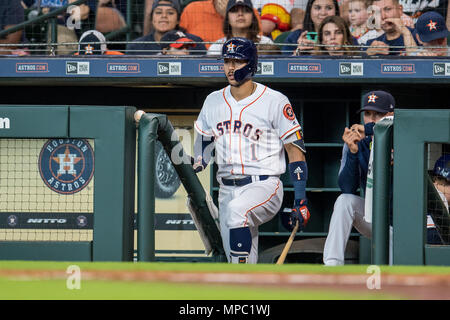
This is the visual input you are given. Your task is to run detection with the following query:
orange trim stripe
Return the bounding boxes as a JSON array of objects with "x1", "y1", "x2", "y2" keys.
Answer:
[
  {"x1": 280, "y1": 125, "x2": 301, "y2": 139},
  {"x1": 194, "y1": 121, "x2": 213, "y2": 136},
  {"x1": 243, "y1": 180, "x2": 280, "y2": 227},
  {"x1": 222, "y1": 87, "x2": 234, "y2": 174},
  {"x1": 238, "y1": 85, "x2": 267, "y2": 174}
]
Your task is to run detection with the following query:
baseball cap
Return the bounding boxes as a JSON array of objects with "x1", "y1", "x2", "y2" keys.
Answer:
[
  {"x1": 151, "y1": 0, "x2": 181, "y2": 15},
  {"x1": 160, "y1": 30, "x2": 196, "y2": 50},
  {"x1": 434, "y1": 154, "x2": 450, "y2": 181},
  {"x1": 416, "y1": 11, "x2": 449, "y2": 43},
  {"x1": 358, "y1": 90, "x2": 395, "y2": 114},
  {"x1": 78, "y1": 30, "x2": 107, "y2": 55},
  {"x1": 226, "y1": 0, "x2": 253, "y2": 13}
]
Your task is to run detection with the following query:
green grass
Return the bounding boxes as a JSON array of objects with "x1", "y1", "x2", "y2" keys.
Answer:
[{"x1": 0, "y1": 277, "x2": 398, "y2": 300}]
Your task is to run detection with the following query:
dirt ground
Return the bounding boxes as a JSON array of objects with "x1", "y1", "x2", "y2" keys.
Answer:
[{"x1": 1, "y1": 269, "x2": 449, "y2": 300}]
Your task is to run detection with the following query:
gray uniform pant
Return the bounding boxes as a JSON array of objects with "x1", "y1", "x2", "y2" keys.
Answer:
[{"x1": 323, "y1": 194, "x2": 372, "y2": 266}]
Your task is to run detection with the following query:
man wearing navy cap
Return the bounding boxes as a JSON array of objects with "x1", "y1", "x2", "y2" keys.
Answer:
[
  {"x1": 406, "y1": 11, "x2": 450, "y2": 56},
  {"x1": 323, "y1": 90, "x2": 395, "y2": 266}
]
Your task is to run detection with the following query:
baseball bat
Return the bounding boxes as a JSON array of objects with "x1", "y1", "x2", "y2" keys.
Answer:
[{"x1": 276, "y1": 220, "x2": 299, "y2": 265}]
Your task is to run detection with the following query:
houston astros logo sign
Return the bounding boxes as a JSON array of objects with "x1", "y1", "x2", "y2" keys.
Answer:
[{"x1": 39, "y1": 139, "x2": 94, "y2": 194}]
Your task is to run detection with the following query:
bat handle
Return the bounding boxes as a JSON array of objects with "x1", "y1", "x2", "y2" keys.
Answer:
[{"x1": 276, "y1": 220, "x2": 299, "y2": 265}]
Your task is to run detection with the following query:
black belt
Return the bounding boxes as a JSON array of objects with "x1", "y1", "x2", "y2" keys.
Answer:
[{"x1": 221, "y1": 175, "x2": 269, "y2": 186}]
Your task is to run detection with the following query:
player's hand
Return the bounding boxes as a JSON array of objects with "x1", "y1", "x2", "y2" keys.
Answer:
[
  {"x1": 342, "y1": 127, "x2": 362, "y2": 153},
  {"x1": 191, "y1": 156, "x2": 205, "y2": 173},
  {"x1": 366, "y1": 41, "x2": 390, "y2": 56},
  {"x1": 290, "y1": 199, "x2": 310, "y2": 231}
]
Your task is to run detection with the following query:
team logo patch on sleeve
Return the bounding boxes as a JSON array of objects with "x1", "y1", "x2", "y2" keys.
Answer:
[
  {"x1": 283, "y1": 104, "x2": 296, "y2": 120},
  {"x1": 39, "y1": 139, "x2": 94, "y2": 195}
]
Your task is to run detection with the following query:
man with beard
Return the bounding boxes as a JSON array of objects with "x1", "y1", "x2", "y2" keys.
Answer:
[{"x1": 365, "y1": 0, "x2": 420, "y2": 55}]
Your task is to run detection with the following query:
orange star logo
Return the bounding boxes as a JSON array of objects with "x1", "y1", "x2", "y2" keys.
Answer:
[
  {"x1": 427, "y1": 20, "x2": 437, "y2": 31},
  {"x1": 226, "y1": 42, "x2": 236, "y2": 53},
  {"x1": 52, "y1": 145, "x2": 82, "y2": 178},
  {"x1": 368, "y1": 93, "x2": 378, "y2": 103},
  {"x1": 84, "y1": 44, "x2": 94, "y2": 54}
]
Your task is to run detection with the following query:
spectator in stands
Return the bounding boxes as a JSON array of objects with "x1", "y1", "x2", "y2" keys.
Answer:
[
  {"x1": 22, "y1": 0, "x2": 91, "y2": 55},
  {"x1": 281, "y1": 0, "x2": 340, "y2": 54},
  {"x1": 364, "y1": 0, "x2": 419, "y2": 55},
  {"x1": 76, "y1": 29, "x2": 123, "y2": 55},
  {"x1": 323, "y1": 90, "x2": 395, "y2": 266},
  {"x1": 126, "y1": 0, "x2": 206, "y2": 55},
  {"x1": 207, "y1": 0, "x2": 273, "y2": 55},
  {"x1": 253, "y1": 0, "x2": 307, "y2": 32},
  {"x1": 406, "y1": 11, "x2": 450, "y2": 56},
  {"x1": 398, "y1": 0, "x2": 449, "y2": 26},
  {"x1": 303, "y1": 15, "x2": 355, "y2": 55},
  {"x1": 0, "y1": 0, "x2": 26, "y2": 55},
  {"x1": 348, "y1": 0, "x2": 369, "y2": 39},
  {"x1": 159, "y1": 29, "x2": 199, "y2": 55},
  {"x1": 95, "y1": 0, "x2": 127, "y2": 34},
  {"x1": 427, "y1": 153, "x2": 450, "y2": 245},
  {"x1": 259, "y1": 1, "x2": 292, "y2": 40},
  {"x1": 179, "y1": 0, "x2": 229, "y2": 49},
  {"x1": 357, "y1": 0, "x2": 385, "y2": 45}
]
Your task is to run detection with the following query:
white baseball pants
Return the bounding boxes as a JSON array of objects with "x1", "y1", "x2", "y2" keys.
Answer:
[{"x1": 218, "y1": 176, "x2": 283, "y2": 263}]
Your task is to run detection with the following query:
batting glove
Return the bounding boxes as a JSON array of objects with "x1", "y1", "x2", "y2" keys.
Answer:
[
  {"x1": 190, "y1": 156, "x2": 207, "y2": 173},
  {"x1": 290, "y1": 199, "x2": 310, "y2": 231}
]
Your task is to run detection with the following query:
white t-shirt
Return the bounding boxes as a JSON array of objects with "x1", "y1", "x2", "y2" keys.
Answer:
[
  {"x1": 195, "y1": 82, "x2": 303, "y2": 178},
  {"x1": 207, "y1": 35, "x2": 274, "y2": 56}
]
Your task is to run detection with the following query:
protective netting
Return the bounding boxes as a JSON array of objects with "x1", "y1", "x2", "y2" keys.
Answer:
[
  {"x1": 426, "y1": 143, "x2": 450, "y2": 245},
  {"x1": 0, "y1": 0, "x2": 448, "y2": 56},
  {"x1": 0, "y1": 138, "x2": 94, "y2": 242}
]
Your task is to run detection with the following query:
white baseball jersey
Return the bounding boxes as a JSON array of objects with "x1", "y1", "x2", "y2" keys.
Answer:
[{"x1": 195, "y1": 82, "x2": 302, "y2": 179}]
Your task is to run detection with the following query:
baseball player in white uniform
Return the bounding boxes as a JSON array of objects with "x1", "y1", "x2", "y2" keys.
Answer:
[{"x1": 193, "y1": 37, "x2": 310, "y2": 263}]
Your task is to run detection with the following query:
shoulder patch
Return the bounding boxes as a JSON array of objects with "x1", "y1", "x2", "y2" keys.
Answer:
[{"x1": 283, "y1": 104, "x2": 295, "y2": 121}]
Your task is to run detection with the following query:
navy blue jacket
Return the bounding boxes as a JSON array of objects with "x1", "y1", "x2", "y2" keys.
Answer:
[{"x1": 338, "y1": 122, "x2": 375, "y2": 194}]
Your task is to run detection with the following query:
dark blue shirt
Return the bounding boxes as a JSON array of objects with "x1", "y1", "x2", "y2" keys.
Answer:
[{"x1": 365, "y1": 27, "x2": 419, "y2": 55}]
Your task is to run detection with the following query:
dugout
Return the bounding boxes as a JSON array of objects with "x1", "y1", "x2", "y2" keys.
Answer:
[{"x1": 0, "y1": 55, "x2": 449, "y2": 264}]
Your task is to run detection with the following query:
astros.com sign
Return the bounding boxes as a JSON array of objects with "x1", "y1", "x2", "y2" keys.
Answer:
[{"x1": 0, "y1": 117, "x2": 10, "y2": 129}]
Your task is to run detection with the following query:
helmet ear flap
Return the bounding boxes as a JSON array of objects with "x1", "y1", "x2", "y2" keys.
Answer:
[{"x1": 222, "y1": 37, "x2": 258, "y2": 84}]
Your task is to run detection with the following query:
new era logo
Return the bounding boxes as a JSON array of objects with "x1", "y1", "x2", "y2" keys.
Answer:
[
  {"x1": 66, "y1": 61, "x2": 90, "y2": 75},
  {"x1": 66, "y1": 62, "x2": 77, "y2": 74},
  {"x1": 157, "y1": 62, "x2": 182, "y2": 75},
  {"x1": 256, "y1": 62, "x2": 274, "y2": 75},
  {"x1": 339, "y1": 62, "x2": 363, "y2": 76},
  {"x1": 433, "y1": 63, "x2": 450, "y2": 76}
]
